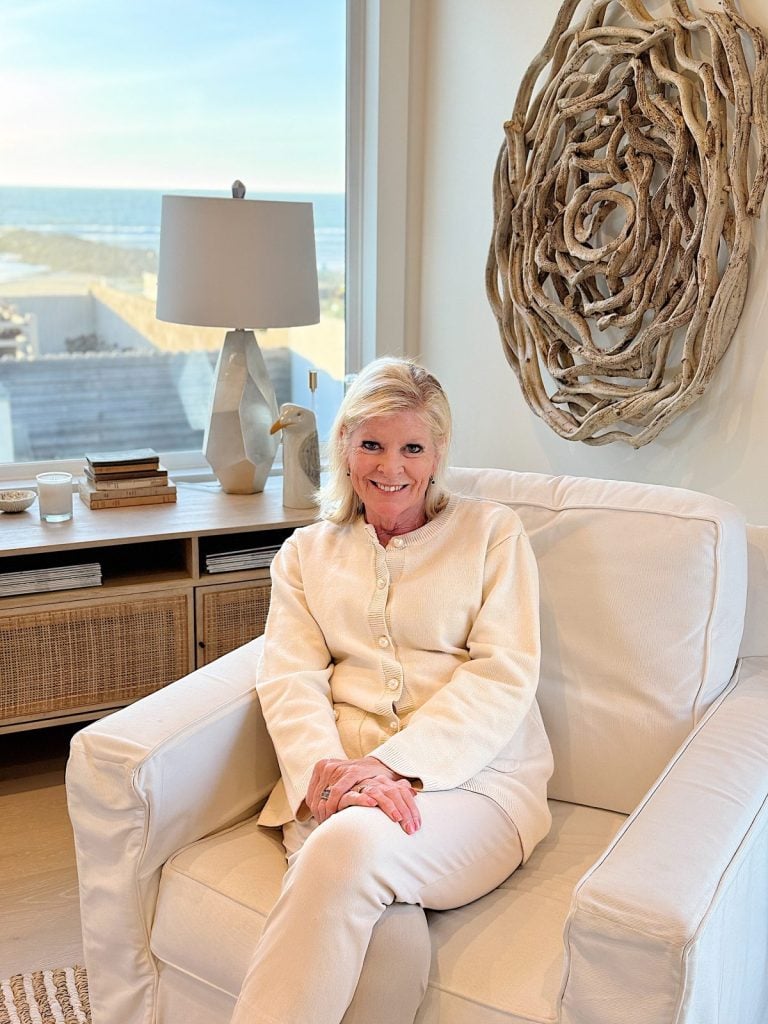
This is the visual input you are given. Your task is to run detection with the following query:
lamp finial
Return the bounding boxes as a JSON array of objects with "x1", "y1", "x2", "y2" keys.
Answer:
[{"x1": 231, "y1": 180, "x2": 246, "y2": 199}]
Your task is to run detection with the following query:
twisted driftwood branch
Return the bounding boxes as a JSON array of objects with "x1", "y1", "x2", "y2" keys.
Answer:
[{"x1": 487, "y1": 0, "x2": 768, "y2": 447}]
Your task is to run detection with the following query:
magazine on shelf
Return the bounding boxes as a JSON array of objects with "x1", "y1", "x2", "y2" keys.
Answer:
[
  {"x1": 205, "y1": 545, "x2": 281, "y2": 573},
  {"x1": 0, "y1": 562, "x2": 102, "y2": 597}
]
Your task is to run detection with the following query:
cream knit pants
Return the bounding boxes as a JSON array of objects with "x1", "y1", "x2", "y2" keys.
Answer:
[{"x1": 230, "y1": 790, "x2": 523, "y2": 1024}]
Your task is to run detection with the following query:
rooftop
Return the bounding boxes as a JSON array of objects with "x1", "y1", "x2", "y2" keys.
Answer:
[{"x1": 0, "y1": 347, "x2": 292, "y2": 462}]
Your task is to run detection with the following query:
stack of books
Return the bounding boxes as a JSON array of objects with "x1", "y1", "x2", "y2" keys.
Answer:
[{"x1": 79, "y1": 448, "x2": 177, "y2": 510}]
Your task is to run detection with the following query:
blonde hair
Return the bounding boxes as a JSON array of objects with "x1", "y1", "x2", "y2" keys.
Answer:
[{"x1": 319, "y1": 357, "x2": 452, "y2": 524}]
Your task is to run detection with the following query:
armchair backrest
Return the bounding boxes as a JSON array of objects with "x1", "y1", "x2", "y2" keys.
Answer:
[{"x1": 447, "y1": 468, "x2": 748, "y2": 813}]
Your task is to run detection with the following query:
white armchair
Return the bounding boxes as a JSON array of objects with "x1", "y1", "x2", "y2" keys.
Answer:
[{"x1": 66, "y1": 468, "x2": 768, "y2": 1024}]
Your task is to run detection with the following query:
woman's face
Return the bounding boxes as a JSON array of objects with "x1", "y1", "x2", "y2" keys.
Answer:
[{"x1": 345, "y1": 410, "x2": 439, "y2": 530}]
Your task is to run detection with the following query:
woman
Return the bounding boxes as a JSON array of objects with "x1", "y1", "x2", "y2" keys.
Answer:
[{"x1": 232, "y1": 358, "x2": 553, "y2": 1024}]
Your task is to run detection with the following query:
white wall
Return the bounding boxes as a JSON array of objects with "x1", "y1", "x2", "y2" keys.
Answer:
[
  {"x1": 2, "y1": 293, "x2": 94, "y2": 355},
  {"x1": 93, "y1": 298, "x2": 156, "y2": 353},
  {"x1": 412, "y1": 0, "x2": 768, "y2": 523}
]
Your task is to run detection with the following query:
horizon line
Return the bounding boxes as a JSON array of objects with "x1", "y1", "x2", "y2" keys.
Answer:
[{"x1": 0, "y1": 182, "x2": 345, "y2": 196}]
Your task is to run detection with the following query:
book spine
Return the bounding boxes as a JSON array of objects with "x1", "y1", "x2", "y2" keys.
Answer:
[
  {"x1": 84, "y1": 468, "x2": 167, "y2": 482},
  {"x1": 83, "y1": 475, "x2": 169, "y2": 490},
  {"x1": 82, "y1": 484, "x2": 176, "y2": 500},
  {"x1": 78, "y1": 492, "x2": 177, "y2": 509},
  {"x1": 84, "y1": 448, "x2": 158, "y2": 466},
  {"x1": 88, "y1": 462, "x2": 160, "y2": 475}
]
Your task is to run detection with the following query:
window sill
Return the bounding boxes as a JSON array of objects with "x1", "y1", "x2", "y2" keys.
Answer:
[
  {"x1": 0, "y1": 461, "x2": 297, "y2": 492},
  {"x1": 0, "y1": 456, "x2": 211, "y2": 491}
]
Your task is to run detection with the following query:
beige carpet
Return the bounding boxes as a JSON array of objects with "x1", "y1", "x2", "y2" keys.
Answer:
[{"x1": 0, "y1": 966, "x2": 90, "y2": 1024}]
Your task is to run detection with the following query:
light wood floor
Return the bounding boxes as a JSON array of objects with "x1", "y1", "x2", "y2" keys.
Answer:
[{"x1": 0, "y1": 723, "x2": 85, "y2": 977}]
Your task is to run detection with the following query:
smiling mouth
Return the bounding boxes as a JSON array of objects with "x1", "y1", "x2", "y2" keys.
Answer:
[{"x1": 370, "y1": 481, "x2": 408, "y2": 492}]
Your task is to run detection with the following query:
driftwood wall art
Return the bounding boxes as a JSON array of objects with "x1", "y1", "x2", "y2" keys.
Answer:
[{"x1": 486, "y1": 0, "x2": 768, "y2": 447}]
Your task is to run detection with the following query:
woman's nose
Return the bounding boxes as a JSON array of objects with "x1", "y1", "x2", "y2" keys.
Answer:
[{"x1": 377, "y1": 450, "x2": 402, "y2": 475}]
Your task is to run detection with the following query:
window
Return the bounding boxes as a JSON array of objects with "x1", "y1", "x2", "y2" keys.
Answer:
[{"x1": 0, "y1": 1, "x2": 346, "y2": 469}]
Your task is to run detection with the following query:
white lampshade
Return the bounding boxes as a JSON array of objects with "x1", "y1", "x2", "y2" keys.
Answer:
[{"x1": 155, "y1": 195, "x2": 320, "y2": 329}]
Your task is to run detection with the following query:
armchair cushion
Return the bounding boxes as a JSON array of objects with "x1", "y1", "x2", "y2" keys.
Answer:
[
  {"x1": 151, "y1": 819, "x2": 284, "y2": 1000},
  {"x1": 447, "y1": 468, "x2": 748, "y2": 812},
  {"x1": 421, "y1": 801, "x2": 625, "y2": 1024},
  {"x1": 149, "y1": 801, "x2": 627, "y2": 1023}
]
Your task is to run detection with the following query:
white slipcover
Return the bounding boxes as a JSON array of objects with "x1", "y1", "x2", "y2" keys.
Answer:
[
  {"x1": 66, "y1": 469, "x2": 768, "y2": 1024},
  {"x1": 446, "y1": 468, "x2": 748, "y2": 811}
]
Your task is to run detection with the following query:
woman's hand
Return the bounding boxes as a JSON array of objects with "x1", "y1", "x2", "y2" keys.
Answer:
[
  {"x1": 337, "y1": 776, "x2": 422, "y2": 834},
  {"x1": 306, "y1": 756, "x2": 422, "y2": 834}
]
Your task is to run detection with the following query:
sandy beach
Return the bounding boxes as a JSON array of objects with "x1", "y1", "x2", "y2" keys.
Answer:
[{"x1": 0, "y1": 227, "x2": 156, "y2": 279}]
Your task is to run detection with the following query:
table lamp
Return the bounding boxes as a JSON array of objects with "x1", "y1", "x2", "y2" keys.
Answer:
[{"x1": 156, "y1": 184, "x2": 320, "y2": 493}]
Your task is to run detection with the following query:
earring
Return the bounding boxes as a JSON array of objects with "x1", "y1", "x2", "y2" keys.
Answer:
[
  {"x1": 430, "y1": 477, "x2": 435, "y2": 485},
  {"x1": 346, "y1": 469, "x2": 351, "y2": 477}
]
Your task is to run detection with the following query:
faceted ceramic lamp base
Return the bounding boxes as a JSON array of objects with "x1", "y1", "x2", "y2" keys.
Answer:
[{"x1": 203, "y1": 329, "x2": 279, "y2": 494}]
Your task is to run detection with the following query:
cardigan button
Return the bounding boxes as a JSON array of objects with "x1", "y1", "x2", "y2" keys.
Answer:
[
  {"x1": 392, "y1": 537, "x2": 404, "y2": 547},
  {"x1": 377, "y1": 578, "x2": 387, "y2": 589},
  {"x1": 378, "y1": 636, "x2": 389, "y2": 648},
  {"x1": 386, "y1": 678, "x2": 399, "y2": 691},
  {"x1": 388, "y1": 720, "x2": 399, "y2": 731}
]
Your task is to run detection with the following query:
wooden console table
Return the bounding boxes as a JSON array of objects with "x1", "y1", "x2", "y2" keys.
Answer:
[{"x1": 0, "y1": 479, "x2": 315, "y2": 732}]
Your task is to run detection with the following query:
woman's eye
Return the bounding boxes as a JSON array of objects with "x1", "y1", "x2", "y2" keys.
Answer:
[
  {"x1": 405, "y1": 444, "x2": 424, "y2": 455},
  {"x1": 361, "y1": 440, "x2": 380, "y2": 451}
]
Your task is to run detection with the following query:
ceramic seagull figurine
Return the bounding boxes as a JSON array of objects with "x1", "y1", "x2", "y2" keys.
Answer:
[{"x1": 270, "y1": 403, "x2": 321, "y2": 509}]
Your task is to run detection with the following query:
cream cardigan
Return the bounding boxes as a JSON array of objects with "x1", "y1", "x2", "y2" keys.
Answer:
[{"x1": 257, "y1": 494, "x2": 553, "y2": 860}]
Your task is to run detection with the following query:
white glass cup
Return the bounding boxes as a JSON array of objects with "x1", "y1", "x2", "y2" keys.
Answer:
[{"x1": 36, "y1": 472, "x2": 74, "y2": 522}]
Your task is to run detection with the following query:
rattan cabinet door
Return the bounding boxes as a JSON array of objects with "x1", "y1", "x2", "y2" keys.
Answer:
[
  {"x1": 195, "y1": 579, "x2": 272, "y2": 667},
  {"x1": 0, "y1": 590, "x2": 192, "y2": 727}
]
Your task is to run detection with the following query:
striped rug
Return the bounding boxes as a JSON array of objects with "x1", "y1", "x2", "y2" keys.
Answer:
[{"x1": 0, "y1": 966, "x2": 90, "y2": 1024}]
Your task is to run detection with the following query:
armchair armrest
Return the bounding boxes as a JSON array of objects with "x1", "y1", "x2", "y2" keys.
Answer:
[
  {"x1": 66, "y1": 636, "x2": 278, "y2": 1024},
  {"x1": 560, "y1": 657, "x2": 768, "y2": 1024}
]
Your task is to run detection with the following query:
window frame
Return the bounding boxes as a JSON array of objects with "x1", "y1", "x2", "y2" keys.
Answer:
[{"x1": 346, "y1": 0, "x2": 416, "y2": 373}]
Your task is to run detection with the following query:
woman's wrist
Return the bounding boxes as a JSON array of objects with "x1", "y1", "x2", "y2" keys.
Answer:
[
  {"x1": 364, "y1": 756, "x2": 400, "y2": 778},
  {"x1": 366, "y1": 756, "x2": 421, "y2": 790}
]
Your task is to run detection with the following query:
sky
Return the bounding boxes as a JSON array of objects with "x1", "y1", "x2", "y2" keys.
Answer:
[{"x1": 0, "y1": 0, "x2": 346, "y2": 193}]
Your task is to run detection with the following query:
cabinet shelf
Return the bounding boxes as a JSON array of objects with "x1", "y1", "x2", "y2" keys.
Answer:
[{"x1": 0, "y1": 479, "x2": 315, "y2": 731}]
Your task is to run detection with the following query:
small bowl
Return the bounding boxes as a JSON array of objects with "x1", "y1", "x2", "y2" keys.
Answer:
[{"x1": 0, "y1": 488, "x2": 37, "y2": 513}]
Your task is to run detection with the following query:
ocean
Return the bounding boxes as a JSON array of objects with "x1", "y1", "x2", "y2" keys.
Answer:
[{"x1": 0, "y1": 185, "x2": 345, "y2": 281}]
